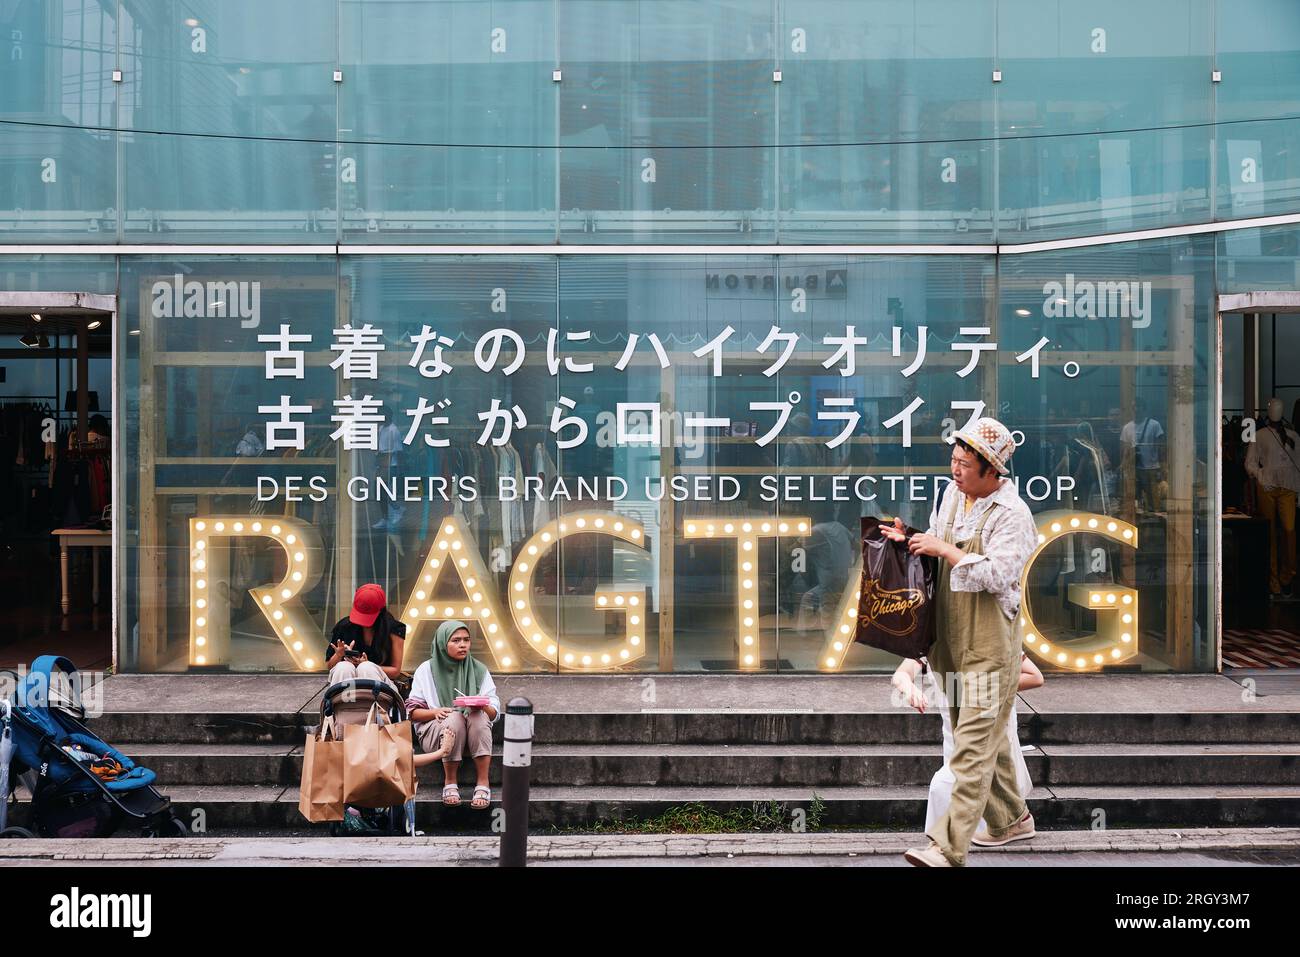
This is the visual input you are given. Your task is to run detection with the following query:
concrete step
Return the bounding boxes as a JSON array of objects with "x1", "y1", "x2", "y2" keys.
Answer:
[
  {"x1": 119, "y1": 742, "x2": 1300, "y2": 788},
  {"x1": 1028, "y1": 743, "x2": 1300, "y2": 786},
  {"x1": 91, "y1": 709, "x2": 1300, "y2": 746},
  {"x1": 13, "y1": 782, "x2": 1295, "y2": 834}
]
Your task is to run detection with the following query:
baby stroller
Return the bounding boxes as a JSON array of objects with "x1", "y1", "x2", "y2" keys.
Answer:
[
  {"x1": 0, "y1": 656, "x2": 186, "y2": 839},
  {"x1": 318, "y1": 676, "x2": 415, "y2": 836}
]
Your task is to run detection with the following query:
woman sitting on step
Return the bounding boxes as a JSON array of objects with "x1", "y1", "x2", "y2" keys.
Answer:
[
  {"x1": 324, "y1": 584, "x2": 404, "y2": 691},
  {"x1": 406, "y1": 620, "x2": 500, "y2": 810}
]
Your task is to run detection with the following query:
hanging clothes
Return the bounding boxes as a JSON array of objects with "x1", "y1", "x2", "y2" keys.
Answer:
[
  {"x1": 495, "y1": 443, "x2": 526, "y2": 553},
  {"x1": 88, "y1": 455, "x2": 110, "y2": 518},
  {"x1": 51, "y1": 453, "x2": 91, "y2": 527},
  {"x1": 469, "y1": 445, "x2": 486, "y2": 522},
  {"x1": 419, "y1": 444, "x2": 446, "y2": 541},
  {"x1": 532, "y1": 440, "x2": 558, "y2": 532}
]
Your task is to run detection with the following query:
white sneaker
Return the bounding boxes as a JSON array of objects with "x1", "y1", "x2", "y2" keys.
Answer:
[
  {"x1": 971, "y1": 811, "x2": 1036, "y2": 847},
  {"x1": 903, "y1": 842, "x2": 954, "y2": 867}
]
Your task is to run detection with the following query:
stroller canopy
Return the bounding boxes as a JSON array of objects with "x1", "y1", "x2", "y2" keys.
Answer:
[{"x1": 8, "y1": 656, "x2": 155, "y2": 793}]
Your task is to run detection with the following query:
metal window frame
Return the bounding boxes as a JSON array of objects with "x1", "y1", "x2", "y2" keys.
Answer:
[{"x1": 1, "y1": 209, "x2": 1300, "y2": 257}]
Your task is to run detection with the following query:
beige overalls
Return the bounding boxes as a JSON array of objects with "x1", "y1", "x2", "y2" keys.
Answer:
[{"x1": 924, "y1": 494, "x2": 1028, "y2": 866}]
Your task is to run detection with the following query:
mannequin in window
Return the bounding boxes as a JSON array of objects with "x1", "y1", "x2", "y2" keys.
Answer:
[
  {"x1": 1120, "y1": 398, "x2": 1165, "y2": 512},
  {"x1": 372, "y1": 393, "x2": 406, "y2": 533},
  {"x1": 1245, "y1": 398, "x2": 1300, "y2": 598}
]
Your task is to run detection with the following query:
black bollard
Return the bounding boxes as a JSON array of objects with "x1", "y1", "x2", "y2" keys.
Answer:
[{"x1": 499, "y1": 696, "x2": 534, "y2": 867}]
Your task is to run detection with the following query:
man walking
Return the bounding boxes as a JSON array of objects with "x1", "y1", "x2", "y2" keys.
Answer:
[{"x1": 883, "y1": 417, "x2": 1039, "y2": 867}]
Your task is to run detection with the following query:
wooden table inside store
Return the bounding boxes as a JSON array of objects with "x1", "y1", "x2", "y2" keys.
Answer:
[{"x1": 51, "y1": 528, "x2": 111, "y2": 614}]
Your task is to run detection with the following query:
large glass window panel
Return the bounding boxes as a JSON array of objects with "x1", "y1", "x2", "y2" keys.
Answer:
[
  {"x1": 338, "y1": 0, "x2": 557, "y2": 243},
  {"x1": 118, "y1": 256, "x2": 341, "y2": 672},
  {"x1": 778, "y1": 0, "x2": 996, "y2": 243},
  {"x1": 0, "y1": 254, "x2": 116, "y2": 294},
  {"x1": 558, "y1": 1, "x2": 776, "y2": 243},
  {"x1": 997, "y1": 0, "x2": 1214, "y2": 240},
  {"x1": 0, "y1": 1, "x2": 117, "y2": 242},
  {"x1": 774, "y1": 254, "x2": 996, "y2": 671},
  {"x1": 341, "y1": 257, "x2": 559, "y2": 675},
  {"x1": 555, "y1": 256, "x2": 782, "y2": 670},
  {"x1": 996, "y1": 236, "x2": 1216, "y2": 673},
  {"x1": 119, "y1": 1, "x2": 336, "y2": 243},
  {"x1": 1216, "y1": 222, "x2": 1300, "y2": 294},
  {"x1": 1215, "y1": 0, "x2": 1300, "y2": 220}
]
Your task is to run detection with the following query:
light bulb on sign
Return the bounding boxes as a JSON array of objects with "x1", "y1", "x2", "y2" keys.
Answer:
[
  {"x1": 1018, "y1": 511, "x2": 1140, "y2": 672},
  {"x1": 508, "y1": 511, "x2": 651, "y2": 671},
  {"x1": 685, "y1": 514, "x2": 810, "y2": 669},
  {"x1": 188, "y1": 515, "x2": 323, "y2": 671},
  {"x1": 394, "y1": 514, "x2": 520, "y2": 672}
]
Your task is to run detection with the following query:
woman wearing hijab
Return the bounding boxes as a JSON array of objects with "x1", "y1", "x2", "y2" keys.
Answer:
[{"x1": 405, "y1": 620, "x2": 500, "y2": 809}]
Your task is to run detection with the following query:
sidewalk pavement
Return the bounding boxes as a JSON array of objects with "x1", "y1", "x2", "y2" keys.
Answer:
[{"x1": 3, "y1": 828, "x2": 1298, "y2": 866}]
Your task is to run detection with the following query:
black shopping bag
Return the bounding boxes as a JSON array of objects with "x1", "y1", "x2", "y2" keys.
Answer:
[{"x1": 854, "y1": 516, "x2": 937, "y2": 661}]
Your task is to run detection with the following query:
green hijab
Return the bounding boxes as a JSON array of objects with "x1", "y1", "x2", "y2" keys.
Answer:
[{"x1": 430, "y1": 620, "x2": 488, "y2": 715}]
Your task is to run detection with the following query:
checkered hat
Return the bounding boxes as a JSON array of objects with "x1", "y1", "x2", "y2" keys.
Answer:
[{"x1": 950, "y1": 416, "x2": 1016, "y2": 475}]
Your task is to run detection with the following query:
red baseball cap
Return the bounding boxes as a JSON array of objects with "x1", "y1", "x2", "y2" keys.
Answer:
[{"x1": 349, "y1": 583, "x2": 386, "y2": 627}]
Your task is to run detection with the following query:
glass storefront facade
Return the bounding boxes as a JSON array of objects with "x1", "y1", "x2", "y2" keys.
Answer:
[
  {"x1": 6, "y1": 0, "x2": 1300, "y2": 244},
  {"x1": 3, "y1": 1, "x2": 1299, "y2": 674}
]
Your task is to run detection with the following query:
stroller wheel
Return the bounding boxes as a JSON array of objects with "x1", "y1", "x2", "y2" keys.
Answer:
[
  {"x1": 0, "y1": 826, "x2": 35, "y2": 839},
  {"x1": 142, "y1": 815, "x2": 189, "y2": 838}
]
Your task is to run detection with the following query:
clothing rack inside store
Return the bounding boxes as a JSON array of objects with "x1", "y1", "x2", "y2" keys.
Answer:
[{"x1": 66, "y1": 437, "x2": 110, "y2": 460}]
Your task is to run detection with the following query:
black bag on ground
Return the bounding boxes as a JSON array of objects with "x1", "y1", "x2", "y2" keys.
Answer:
[{"x1": 854, "y1": 516, "x2": 937, "y2": 661}]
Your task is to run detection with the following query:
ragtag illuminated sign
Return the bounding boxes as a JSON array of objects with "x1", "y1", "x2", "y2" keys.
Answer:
[{"x1": 187, "y1": 508, "x2": 1136, "y2": 673}]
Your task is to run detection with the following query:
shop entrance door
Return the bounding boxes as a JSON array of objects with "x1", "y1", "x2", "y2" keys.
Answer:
[
  {"x1": 0, "y1": 292, "x2": 116, "y2": 674},
  {"x1": 1217, "y1": 294, "x2": 1300, "y2": 671}
]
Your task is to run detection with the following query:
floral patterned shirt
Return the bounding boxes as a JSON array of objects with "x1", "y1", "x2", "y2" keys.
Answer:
[{"x1": 925, "y1": 478, "x2": 1039, "y2": 621}]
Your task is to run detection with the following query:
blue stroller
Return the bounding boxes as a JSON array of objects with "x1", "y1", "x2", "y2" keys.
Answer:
[{"x1": 0, "y1": 656, "x2": 186, "y2": 838}]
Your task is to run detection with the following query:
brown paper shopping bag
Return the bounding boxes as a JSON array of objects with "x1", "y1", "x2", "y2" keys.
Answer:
[
  {"x1": 342, "y1": 704, "x2": 416, "y2": 807},
  {"x1": 298, "y1": 715, "x2": 345, "y2": 822}
]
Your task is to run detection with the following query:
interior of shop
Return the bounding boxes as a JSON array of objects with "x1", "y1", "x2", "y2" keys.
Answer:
[
  {"x1": 1220, "y1": 310, "x2": 1300, "y2": 667},
  {"x1": 0, "y1": 297, "x2": 113, "y2": 671}
]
